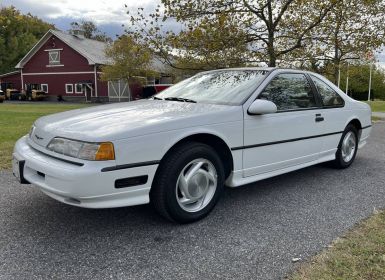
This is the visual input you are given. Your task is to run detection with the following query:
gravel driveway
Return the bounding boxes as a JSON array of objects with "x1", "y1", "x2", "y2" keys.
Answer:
[{"x1": 1, "y1": 123, "x2": 384, "y2": 280}]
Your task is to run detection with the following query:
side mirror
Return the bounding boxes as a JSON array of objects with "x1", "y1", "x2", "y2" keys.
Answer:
[{"x1": 248, "y1": 99, "x2": 277, "y2": 115}]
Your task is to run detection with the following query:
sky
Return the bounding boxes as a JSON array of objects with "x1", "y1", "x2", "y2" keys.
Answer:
[
  {"x1": 1, "y1": 0, "x2": 384, "y2": 65},
  {"x1": 0, "y1": 0, "x2": 163, "y2": 38}
]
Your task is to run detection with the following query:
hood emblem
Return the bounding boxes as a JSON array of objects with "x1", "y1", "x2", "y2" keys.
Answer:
[{"x1": 35, "y1": 134, "x2": 44, "y2": 140}]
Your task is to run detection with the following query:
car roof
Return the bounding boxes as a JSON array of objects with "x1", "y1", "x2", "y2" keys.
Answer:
[{"x1": 200, "y1": 67, "x2": 315, "y2": 75}]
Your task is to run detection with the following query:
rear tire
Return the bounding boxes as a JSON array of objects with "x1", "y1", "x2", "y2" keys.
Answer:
[
  {"x1": 150, "y1": 142, "x2": 225, "y2": 223},
  {"x1": 331, "y1": 124, "x2": 358, "y2": 169}
]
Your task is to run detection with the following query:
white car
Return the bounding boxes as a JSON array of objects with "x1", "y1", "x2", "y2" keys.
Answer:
[{"x1": 13, "y1": 68, "x2": 372, "y2": 223}]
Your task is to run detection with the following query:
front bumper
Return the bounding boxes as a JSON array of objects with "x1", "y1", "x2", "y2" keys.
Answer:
[{"x1": 13, "y1": 136, "x2": 158, "y2": 208}]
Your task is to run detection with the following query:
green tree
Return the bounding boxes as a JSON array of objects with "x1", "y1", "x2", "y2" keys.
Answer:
[
  {"x1": 293, "y1": 0, "x2": 385, "y2": 84},
  {"x1": 69, "y1": 20, "x2": 112, "y2": 43},
  {"x1": 127, "y1": 0, "x2": 337, "y2": 68},
  {"x1": 0, "y1": 7, "x2": 53, "y2": 73},
  {"x1": 166, "y1": 14, "x2": 251, "y2": 71},
  {"x1": 101, "y1": 35, "x2": 154, "y2": 84},
  {"x1": 338, "y1": 63, "x2": 385, "y2": 100}
]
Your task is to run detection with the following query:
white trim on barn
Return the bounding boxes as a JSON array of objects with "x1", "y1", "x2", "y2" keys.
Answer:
[
  {"x1": 41, "y1": 84, "x2": 48, "y2": 93},
  {"x1": 75, "y1": 83, "x2": 83, "y2": 94},
  {"x1": 44, "y1": 48, "x2": 63, "y2": 52},
  {"x1": 108, "y1": 80, "x2": 131, "y2": 102},
  {"x1": 22, "y1": 71, "x2": 95, "y2": 76},
  {"x1": 0, "y1": 70, "x2": 21, "y2": 78},
  {"x1": 65, "y1": 83, "x2": 74, "y2": 94},
  {"x1": 46, "y1": 64, "x2": 65, "y2": 67}
]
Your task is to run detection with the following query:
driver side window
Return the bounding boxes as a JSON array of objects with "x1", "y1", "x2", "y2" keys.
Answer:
[{"x1": 259, "y1": 73, "x2": 317, "y2": 111}]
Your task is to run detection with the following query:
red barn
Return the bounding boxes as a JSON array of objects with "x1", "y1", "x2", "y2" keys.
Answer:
[{"x1": 0, "y1": 29, "x2": 139, "y2": 102}]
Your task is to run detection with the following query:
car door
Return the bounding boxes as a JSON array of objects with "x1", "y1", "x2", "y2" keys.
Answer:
[
  {"x1": 309, "y1": 74, "x2": 347, "y2": 160},
  {"x1": 242, "y1": 72, "x2": 324, "y2": 177}
]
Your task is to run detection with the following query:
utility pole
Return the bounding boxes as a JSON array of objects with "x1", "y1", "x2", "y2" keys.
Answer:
[
  {"x1": 367, "y1": 50, "x2": 374, "y2": 102},
  {"x1": 337, "y1": 64, "x2": 341, "y2": 89},
  {"x1": 345, "y1": 61, "x2": 349, "y2": 95},
  {"x1": 368, "y1": 62, "x2": 373, "y2": 101},
  {"x1": 337, "y1": 49, "x2": 341, "y2": 89}
]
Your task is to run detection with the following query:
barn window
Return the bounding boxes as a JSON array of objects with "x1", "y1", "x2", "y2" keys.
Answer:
[
  {"x1": 49, "y1": 50, "x2": 60, "y2": 64},
  {"x1": 41, "y1": 84, "x2": 48, "y2": 93},
  {"x1": 65, "y1": 84, "x2": 73, "y2": 94},
  {"x1": 75, "y1": 83, "x2": 83, "y2": 94}
]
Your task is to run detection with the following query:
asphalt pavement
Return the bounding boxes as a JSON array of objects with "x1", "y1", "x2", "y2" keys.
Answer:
[{"x1": 1, "y1": 122, "x2": 385, "y2": 280}]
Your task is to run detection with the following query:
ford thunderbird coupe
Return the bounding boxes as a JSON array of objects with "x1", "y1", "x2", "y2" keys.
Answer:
[{"x1": 13, "y1": 68, "x2": 372, "y2": 223}]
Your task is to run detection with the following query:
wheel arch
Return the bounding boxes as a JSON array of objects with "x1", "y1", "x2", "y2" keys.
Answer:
[
  {"x1": 344, "y1": 118, "x2": 363, "y2": 140},
  {"x1": 159, "y1": 132, "x2": 234, "y2": 179},
  {"x1": 347, "y1": 118, "x2": 362, "y2": 131}
]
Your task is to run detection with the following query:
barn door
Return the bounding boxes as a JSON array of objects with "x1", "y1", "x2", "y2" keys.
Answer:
[{"x1": 108, "y1": 80, "x2": 131, "y2": 102}]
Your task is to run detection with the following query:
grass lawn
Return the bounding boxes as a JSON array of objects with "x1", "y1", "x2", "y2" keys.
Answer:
[
  {"x1": 0, "y1": 103, "x2": 91, "y2": 169},
  {"x1": 372, "y1": 116, "x2": 382, "y2": 122},
  {"x1": 366, "y1": 101, "x2": 385, "y2": 112},
  {"x1": 291, "y1": 210, "x2": 385, "y2": 280}
]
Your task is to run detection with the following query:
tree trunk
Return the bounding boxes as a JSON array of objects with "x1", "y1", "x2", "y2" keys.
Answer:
[
  {"x1": 267, "y1": 31, "x2": 276, "y2": 67},
  {"x1": 268, "y1": 55, "x2": 276, "y2": 67},
  {"x1": 333, "y1": 62, "x2": 340, "y2": 86},
  {"x1": 333, "y1": 43, "x2": 340, "y2": 86}
]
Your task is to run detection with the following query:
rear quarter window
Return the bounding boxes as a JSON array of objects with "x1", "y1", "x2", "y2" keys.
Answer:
[{"x1": 311, "y1": 75, "x2": 344, "y2": 107}]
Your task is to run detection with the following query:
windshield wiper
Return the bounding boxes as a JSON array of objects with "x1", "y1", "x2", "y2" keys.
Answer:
[
  {"x1": 164, "y1": 97, "x2": 197, "y2": 103},
  {"x1": 152, "y1": 96, "x2": 163, "y2": 100}
]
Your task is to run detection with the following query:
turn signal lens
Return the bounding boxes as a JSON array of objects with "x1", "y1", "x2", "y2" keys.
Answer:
[{"x1": 95, "y1": 142, "x2": 115, "y2": 161}]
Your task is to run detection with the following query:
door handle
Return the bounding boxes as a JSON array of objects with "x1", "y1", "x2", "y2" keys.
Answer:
[{"x1": 315, "y1": 114, "x2": 324, "y2": 122}]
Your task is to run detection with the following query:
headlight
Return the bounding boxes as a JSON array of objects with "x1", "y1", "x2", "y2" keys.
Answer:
[
  {"x1": 29, "y1": 124, "x2": 35, "y2": 138},
  {"x1": 47, "y1": 137, "x2": 115, "y2": 161}
]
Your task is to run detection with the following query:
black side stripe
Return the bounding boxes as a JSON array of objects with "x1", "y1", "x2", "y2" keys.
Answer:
[
  {"x1": 231, "y1": 131, "x2": 344, "y2": 151},
  {"x1": 101, "y1": 160, "x2": 160, "y2": 172},
  {"x1": 102, "y1": 126, "x2": 372, "y2": 170}
]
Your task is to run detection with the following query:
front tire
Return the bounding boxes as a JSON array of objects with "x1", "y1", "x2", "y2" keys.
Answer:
[
  {"x1": 332, "y1": 124, "x2": 358, "y2": 169},
  {"x1": 150, "y1": 142, "x2": 225, "y2": 223}
]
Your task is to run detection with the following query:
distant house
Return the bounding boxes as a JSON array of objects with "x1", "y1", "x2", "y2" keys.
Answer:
[{"x1": 0, "y1": 29, "x2": 170, "y2": 102}]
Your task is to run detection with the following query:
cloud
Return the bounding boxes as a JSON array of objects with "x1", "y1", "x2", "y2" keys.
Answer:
[
  {"x1": 1, "y1": 0, "x2": 160, "y2": 24},
  {"x1": 0, "y1": 0, "x2": 166, "y2": 37},
  {"x1": 1, "y1": 0, "x2": 62, "y2": 16}
]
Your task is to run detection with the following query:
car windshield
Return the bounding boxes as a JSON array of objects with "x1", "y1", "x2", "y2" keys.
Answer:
[{"x1": 154, "y1": 70, "x2": 269, "y2": 105}]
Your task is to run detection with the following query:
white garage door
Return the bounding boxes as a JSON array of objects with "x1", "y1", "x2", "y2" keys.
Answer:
[{"x1": 108, "y1": 80, "x2": 131, "y2": 101}]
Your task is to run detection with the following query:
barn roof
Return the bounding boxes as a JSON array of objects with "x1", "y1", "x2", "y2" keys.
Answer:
[
  {"x1": 0, "y1": 71, "x2": 20, "y2": 78},
  {"x1": 15, "y1": 29, "x2": 110, "y2": 68}
]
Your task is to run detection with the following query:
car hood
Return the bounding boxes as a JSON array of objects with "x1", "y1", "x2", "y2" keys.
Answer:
[{"x1": 32, "y1": 100, "x2": 242, "y2": 145}]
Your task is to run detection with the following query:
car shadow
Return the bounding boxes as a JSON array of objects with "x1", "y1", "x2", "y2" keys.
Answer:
[{"x1": 7, "y1": 154, "x2": 378, "y2": 239}]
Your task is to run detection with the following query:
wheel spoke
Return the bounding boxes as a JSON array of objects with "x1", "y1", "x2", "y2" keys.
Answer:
[
  {"x1": 178, "y1": 175, "x2": 190, "y2": 198},
  {"x1": 185, "y1": 161, "x2": 204, "y2": 181},
  {"x1": 179, "y1": 197, "x2": 199, "y2": 205},
  {"x1": 200, "y1": 169, "x2": 216, "y2": 184}
]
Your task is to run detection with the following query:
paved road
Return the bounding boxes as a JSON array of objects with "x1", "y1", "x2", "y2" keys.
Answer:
[{"x1": 1, "y1": 124, "x2": 385, "y2": 280}]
